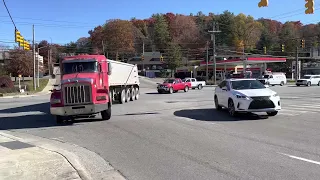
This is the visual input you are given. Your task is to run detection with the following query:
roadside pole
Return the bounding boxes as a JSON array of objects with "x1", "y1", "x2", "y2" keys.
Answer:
[
  {"x1": 32, "y1": 24, "x2": 36, "y2": 90},
  {"x1": 206, "y1": 41, "x2": 209, "y2": 82},
  {"x1": 208, "y1": 22, "x2": 221, "y2": 85},
  {"x1": 295, "y1": 47, "x2": 299, "y2": 82}
]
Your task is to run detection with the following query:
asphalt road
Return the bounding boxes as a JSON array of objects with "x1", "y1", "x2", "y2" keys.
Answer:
[{"x1": 1, "y1": 80, "x2": 320, "y2": 180}]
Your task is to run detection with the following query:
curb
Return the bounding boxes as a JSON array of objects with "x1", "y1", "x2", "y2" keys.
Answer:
[
  {"x1": 0, "y1": 92, "x2": 51, "y2": 99},
  {"x1": 0, "y1": 130, "x2": 126, "y2": 180}
]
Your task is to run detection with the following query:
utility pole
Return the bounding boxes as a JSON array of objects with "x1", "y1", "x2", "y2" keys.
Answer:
[
  {"x1": 206, "y1": 41, "x2": 209, "y2": 81},
  {"x1": 295, "y1": 46, "x2": 299, "y2": 81},
  {"x1": 48, "y1": 48, "x2": 51, "y2": 77},
  {"x1": 102, "y1": 40, "x2": 106, "y2": 56},
  {"x1": 32, "y1": 24, "x2": 36, "y2": 90},
  {"x1": 142, "y1": 40, "x2": 145, "y2": 76},
  {"x1": 208, "y1": 22, "x2": 221, "y2": 85},
  {"x1": 37, "y1": 49, "x2": 39, "y2": 87}
]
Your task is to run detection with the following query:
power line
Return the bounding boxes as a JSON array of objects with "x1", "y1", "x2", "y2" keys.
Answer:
[{"x1": 2, "y1": 0, "x2": 16, "y2": 28}]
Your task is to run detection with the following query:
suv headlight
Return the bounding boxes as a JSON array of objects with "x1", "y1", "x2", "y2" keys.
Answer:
[
  {"x1": 236, "y1": 94, "x2": 251, "y2": 100},
  {"x1": 273, "y1": 93, "x2": 279, "y2": 97}
]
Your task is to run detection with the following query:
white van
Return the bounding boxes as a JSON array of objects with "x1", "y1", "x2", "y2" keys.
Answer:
[
  {"x1": 296, "y1": 75, "x2": 320, "y2": 86},
  {"x1": 258, "y1": 73, "x2": 287, "y2": 86}
]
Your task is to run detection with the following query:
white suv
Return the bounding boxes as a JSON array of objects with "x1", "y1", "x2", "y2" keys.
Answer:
[
  {"x1": 296, "y1": 75, "x2": 320, "y2": 86},
  {"x1": 214, "y1": 79, "x2": 281, "y2": 117}
]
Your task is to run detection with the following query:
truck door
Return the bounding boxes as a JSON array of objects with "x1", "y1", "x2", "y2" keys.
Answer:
[{"x1": 191, "y1": 78, "x2": 196, "y2": 87}]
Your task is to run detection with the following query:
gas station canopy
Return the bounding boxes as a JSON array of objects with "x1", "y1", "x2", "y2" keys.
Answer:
[{"x1": 200, "y1": 57, "x2": 286, "y2": 66}]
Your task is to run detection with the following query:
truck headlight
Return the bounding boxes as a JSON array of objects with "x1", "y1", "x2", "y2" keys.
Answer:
[
  {"x1": 236, "y1": 94, "x2": 251, "y2": 100},
  {"x1": 50, "y1": 98, "x2": 61, "y2": 104}
]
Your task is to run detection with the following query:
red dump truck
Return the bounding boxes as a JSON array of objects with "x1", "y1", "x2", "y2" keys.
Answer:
[{"x1": 50, "y1": 55, "x2": 140, "y2": 123}]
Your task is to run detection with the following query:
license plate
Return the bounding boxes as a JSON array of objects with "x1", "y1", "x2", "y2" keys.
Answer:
[{"x1": 73, "y1": 108, "x2": 85, "y2": 114}]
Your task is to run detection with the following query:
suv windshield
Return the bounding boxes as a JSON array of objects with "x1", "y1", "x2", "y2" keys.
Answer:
[
  {"x1": 263, "y1": 75, "x2": 270, "y2": 78},
  {"x1": 302, "y1": 75, "x2": 311, "y2": 79},
  {"x1": 231, "y1": 80, "x2": 266, "y2": 90},
  {"x1": 164, "y1": 79, "x2": 175, "y2": 83},
  {"x1": 63, "y1": 61, "x2": 98, "y2": 74}
]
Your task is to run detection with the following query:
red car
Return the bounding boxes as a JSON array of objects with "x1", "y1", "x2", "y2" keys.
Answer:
[{"x1": 157, "y1": 78, "x2": 191, "y2": 94}]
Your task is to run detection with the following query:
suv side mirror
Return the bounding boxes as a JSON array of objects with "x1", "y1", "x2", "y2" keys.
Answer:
[{"x1": 107, "y1": 62, "x2": 112, "y2": 75}]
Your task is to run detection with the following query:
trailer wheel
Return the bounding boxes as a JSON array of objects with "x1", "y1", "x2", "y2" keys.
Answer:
[
  {"x1": 134, "y1": 87, "x2": 139, "y2": 100},
  {"x1": 130, "y1": 88, "x2": 135, "y2": 101},
  {"x1": 119, "y1": 89, "x2": 126, "y2": 104},
  {"x1": 125, "y1": 89, "x2": 130, "y2": 102}
]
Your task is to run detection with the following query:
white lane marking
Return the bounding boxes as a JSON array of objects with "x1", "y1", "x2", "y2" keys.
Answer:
[
  {"x1": 279, "y1": 153, "x2": 320, "y2": 165},
  {"x1": 288, "y1": 104, "x2": 320, "y2": 108}
]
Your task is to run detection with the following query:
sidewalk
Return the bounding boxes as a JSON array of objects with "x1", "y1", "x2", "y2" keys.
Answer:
[
  {"x1": 0, "y1": 134, "x2": 81, "y2": 180},
  {"x1": 0, "y1": 131, "x2": 126, "y2": 180},
  {"x1": 0, "y1": 79, "x2": 55, "y2": 99}
]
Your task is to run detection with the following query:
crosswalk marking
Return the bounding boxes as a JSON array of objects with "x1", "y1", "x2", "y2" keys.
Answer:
[{"x1": 279, "y1": 103, "x2": 320, "y2": 116}]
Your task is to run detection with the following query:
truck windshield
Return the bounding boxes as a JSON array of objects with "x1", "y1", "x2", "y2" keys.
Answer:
[
  {"x1": 302, "y1": 75, "x2": 311, "y2": 79},
  {"x1": 164, "y1": 79, "x2": 175, "y2": 83},
  {"x1": 63, "y1": 61, "x2": 98, "y2": 74}
]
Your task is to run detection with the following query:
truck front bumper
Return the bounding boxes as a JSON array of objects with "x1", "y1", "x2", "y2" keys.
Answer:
[{"x1": 50, "y1": 103, "x2": 107, "y2": 116}]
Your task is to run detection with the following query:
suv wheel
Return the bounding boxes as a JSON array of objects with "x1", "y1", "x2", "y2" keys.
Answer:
[
  {"x1": 214, "y1": 96, "x2": 222, "y2": 111},
  {"x1": 228, "y1": 99, "x2": 237, "y2": 117}
]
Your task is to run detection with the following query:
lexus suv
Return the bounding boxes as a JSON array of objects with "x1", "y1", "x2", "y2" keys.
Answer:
[{"x1": 214, "y1": 79, "x2": 281, "y2": 117}]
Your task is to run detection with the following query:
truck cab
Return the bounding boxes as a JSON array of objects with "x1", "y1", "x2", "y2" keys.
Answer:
[{"x1": 50, "y1": 55, "x2": 112, "y2": 123}]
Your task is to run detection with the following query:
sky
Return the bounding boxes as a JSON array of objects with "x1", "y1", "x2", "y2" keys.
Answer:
[{"x1": 0, "y1": 0, "x2": 319, "y2": 48}]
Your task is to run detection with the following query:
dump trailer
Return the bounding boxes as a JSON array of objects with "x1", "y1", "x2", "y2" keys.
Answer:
[{"x1": 50, "y1": 55, "x2": 140, "y2": 123}]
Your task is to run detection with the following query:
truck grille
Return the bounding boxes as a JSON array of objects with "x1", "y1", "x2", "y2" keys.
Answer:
[
  {"x1": 63, "y1": 84, "x2": 91, "y2": 105},
  {"x1": 248, "y1": 96, "x2": 275, "y2": 109}
]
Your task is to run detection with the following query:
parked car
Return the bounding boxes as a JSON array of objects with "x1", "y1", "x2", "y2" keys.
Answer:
[
  {"x1": 182, "y1": 78, "x2": 206, "y2": 90},
  {"x1": 214, "y1": 78, "x2": 281, "y2": 117},
  {"x1": 258, "y1": 73, "x2": 286, "y2": 86},
  {"x1": 157, "y1": 78, "x2": 191, "y2": 94},
  {"x1": 296, "y1": 75, "x2": 320, "y2": 86}
]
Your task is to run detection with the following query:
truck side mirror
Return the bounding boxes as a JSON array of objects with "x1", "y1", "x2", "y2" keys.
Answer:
[{"x1": 107, "y1": 62, "x2": 112, "y2": 75}]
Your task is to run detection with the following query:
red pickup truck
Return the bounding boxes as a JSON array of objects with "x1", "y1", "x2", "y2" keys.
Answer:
[{"x1": 157, "y1": 78, "x2": 191, "y2": 94}]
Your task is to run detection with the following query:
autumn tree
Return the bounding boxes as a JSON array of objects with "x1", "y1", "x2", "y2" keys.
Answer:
[
  {"x1": 103, "y1": 19, "x2": 135, "y2": 60},
  {"x1": 153, "y1": 14, "x2": 171, "y2": 50},
  {"x1": 171, "y1": 15, "x2": 201, "y2": 49},
  {"x1": 6, "y1": 49, "x2": 33, "y2": 77},
  {"x1": 257, "y1": 19, "x2": 282, "y2": 50},
  {"x1": 166, "y1": 43, "x2": 182, "y2": 76},
  {"x1": 279, "y1": 22, "x2": 301, "y2": 53},
  {"x1": 88, "y1": 25, "x2": 104, "y2": 53},
  {"x1": 232, "y1": 13, "x2": 263, "y2": 49}
]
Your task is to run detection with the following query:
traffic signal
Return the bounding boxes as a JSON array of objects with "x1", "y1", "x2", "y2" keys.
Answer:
[
  {"x1": 15, "y1": 29, "x2": 24, "y2": 44},
  {"x1": 301, "y1": 39, "x2": 305, "y2": 48},
  {"x1": 141, "y1": 55, "x2": 144, "y2": 61},
  {"x1": 24, "y1": 41, "x2": 30, "y2": 50},
  {"x1": 263, "y1": 46, "x2": 267, "y2": 54},
  {"x1": 160, "y1": 55, "x2": 164, "y2": 62},
  {"x1": 305, "y1": 0, "x2": 314, "y2": 14},
  {"x1": 258, "y1": 0, "x2": 268, "y2": 7},
  {"x1": 281, "y1": 44, "x2": 285, "y2": 52}
]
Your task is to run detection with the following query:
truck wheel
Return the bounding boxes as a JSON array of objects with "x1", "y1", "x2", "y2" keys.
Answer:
[
  {"x1": 119, "y1": 89, "x2": 126, "y2": 104},
  {"x1": 280, "y1": 81, "x2": 284, "y2": 86},
  {"x1": 307, "y1": 82, "x2": 311, "y2": 86},
  {"x1": 101, "y1": 104, "x2": 111, "y2": 120},
  {"x1": 56, "y1": 115, "x2": 64, "y2": 124},
  {"x1": 134, "y1": 87, "x2": 139, "y2": 100},
  {"x1": 130, "y1": 88, "x2": 135, "y2": 101},
  {"x1": 125, "y1": 89, "x2": 130, "y2": 102},
  {"x1": 184, "y1": 86, "x2": 189, "y2": 92},
  {"x1": 198, "y1": 84, "x2": 203, "y2": 90},
  {"x1": 169, "y1": 87, "x2": 173, "y2": 94}
]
